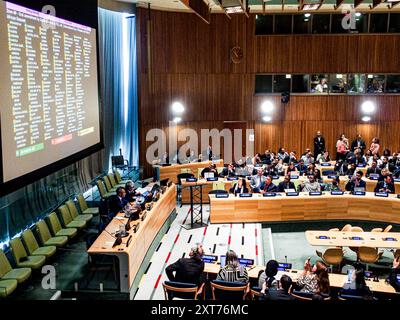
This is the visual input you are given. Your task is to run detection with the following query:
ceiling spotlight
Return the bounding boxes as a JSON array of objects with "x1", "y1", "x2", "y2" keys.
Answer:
[
  {"x1": 261, "y1": 100, "x2": 274, "y2": 113},
  {"x1": 304, "y1": 13, "x2": 311, "y2": 18},
  {"x1": 361, "y1": 101, "x2": 376, "y2": 114},
  {"x1": 355, "y1": 12, "x2": 362, "y2": 17},
  {"x1": 362, "y1": 116, "x2": 371, "y2": 122},
  {"x1": 173, "y1": 117, "x2": 182, "y2": 123},
  {"x1": 263, "y1": 116, "x2": 272, "y2": 122},
  {"x1": 172, "y1": 102, "x2": 185, "y2": 114}
]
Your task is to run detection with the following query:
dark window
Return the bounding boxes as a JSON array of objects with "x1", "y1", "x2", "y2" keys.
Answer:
[
  {"x1": 348, "y1": 74, "x2": 366, "y2": 94},
  {"x1": 366, "y1": 75, "x2": 385, "y2": 93},
  {"x1": 370, "y1": 14, "x2": 388, "y2": 33},
  {"x1": 273, "y1": 75, "x2": 291, "y2": 93},
  {"x1": 354, "y1": 13, "x2": 368, "y2": 33},
  {"x1": 386, "y1": 75, "x2": 400, "y2": 93},
  {"x1": 255, "y1": 15, "x2": 273, "y2": 35},
  {"x1": 312, "y1": 14, "x2": 330, "y2": 34},
  {"x1": 292, "y1": 75, "x2": 309, "y2": 93},
  {"x1": 389, "y1": 13, "x2": 400, "y2": 33},
  {"x1": 331, "y1": 14, "x2": 350, "y2": 34},
  {"x1": 293, "y1": 14, "x2": 312, "y2": 34},
  {"x1": 255, "y1": 75, "x2": 273, "y2": 94},
  {"x1": 310, "y1": 74, "x2": 329, "y2": 93},
  {"x1": 329, "y1": 74, "x2": 348, "y2": 93},
  {"x1": 275, "y1": 15, "x2": 292, "y2": 34}
]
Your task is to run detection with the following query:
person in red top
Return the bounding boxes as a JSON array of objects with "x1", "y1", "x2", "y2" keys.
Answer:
[{"x1": 336, "y1": 137, "x2": 348, "y2": 161}]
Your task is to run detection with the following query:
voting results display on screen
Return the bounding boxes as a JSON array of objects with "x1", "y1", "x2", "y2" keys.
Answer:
[{"x1": 0, "y1": 1, "x2": 102, "y2": 194}]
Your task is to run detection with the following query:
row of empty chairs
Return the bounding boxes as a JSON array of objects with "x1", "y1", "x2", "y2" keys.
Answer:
[
  {"x1": 97, "y1": 170, "x2": 130, "y2": 200},
  {"x1": 317, "y1": 224, "x2": 396, "y2": 271},
  {"x1": 0, "y1": 194, "x2": 98, "y2": 298}
]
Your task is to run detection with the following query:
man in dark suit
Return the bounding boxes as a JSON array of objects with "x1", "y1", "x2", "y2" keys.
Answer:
[
  {"x1": 366, "y1": 161, "x2": 381, "y2": 178},
  {"x1": 297, "y1": 159, "x2": 307, "y2": 176},
  {"x1": 380, "y1": 157, "x2": 396, "y2": 172},
  {"x1": 108, "y1": 187, "x2": 128, "y2": 219},
  {"x1": 261, "y1": 176, "x2": 278, "y2": 193},
  {"x1": 220, "y1": 163, "x2": 236, "y2": 178},
  {"x1": 165, "y1": 244, "x2": 205, "y2": 286},
  {"x1": 345, "y1": 171, "x2": 367, "y2": 192},
  {"x1": 313, "y1": 131, "x2": 326, "y2": 159},
  {"x1": 278, "y1": 175, "x2": 296, "y2": 192},
  {"x1": 201, "y1": 164, "x2": 217, "y2": 178},
  {"x1": 351, "y1": 134, "x2": 367, "y2": 155},
  {"x1": 374, "y1": 175, "x2": 395, "y2": 194},
  {"x1": 260, "y1": 275, "x2": 294, "y2": 301}
]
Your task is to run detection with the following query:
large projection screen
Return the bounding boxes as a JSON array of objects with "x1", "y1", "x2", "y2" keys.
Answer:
[{"x1": 0, "y1": 1, "x2": 102, "y2": 195}]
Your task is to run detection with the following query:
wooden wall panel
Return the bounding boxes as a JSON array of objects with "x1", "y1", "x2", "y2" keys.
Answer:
[{"x1": 136, "y1": 8, "x2": 400, "y2": 176}]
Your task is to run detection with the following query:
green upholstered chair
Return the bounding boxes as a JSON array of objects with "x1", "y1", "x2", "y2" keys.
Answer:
[
  {"x1": 212, "y1": 181, "x2": 226, "y2": 191},
  {"x1": 35, "y1": 220, "x2": 68, "y2": 248},
  {"x1": 0, "y1": 250, "x2": 31, "y2": 284},
  {"x1": 58, "y1": 205, "x2": 86, "y2": 230},
  {"x1": 77, "y1": 194, "x2": 99, "y2": 216},
  {"x1": 103, "y1": 176, "x2": 117, "y2": 193},
  {"x1": 47, "y1": 212, "x2": 77, "y2": 239},
  {"x1": 9, "y1": 238, "x2": 46, "y2": 270},
  {"x1": 65, "y1": 200, "x2": 92, "y2": 223},
  {"x1": 21, "y1": 229, "x2": 56, "y2": 259},
  {"x1": 0, "y1": 279, "x2": 18, "y2": 298},
  {"x1": 108, "y1": 173, "x2": 124, "y2": 189},
  {"x1": 97, "y1": 180, "x2": 114, "y2": 200},
  {"x1": 113, "y1": 170, "x2": 130, "y2": 185}
]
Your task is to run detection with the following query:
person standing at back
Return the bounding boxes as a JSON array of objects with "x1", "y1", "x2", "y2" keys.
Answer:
[
  {"x1": 165, "y1": 244, "x2": 205, "y2": 286},
  {"x1": 313, "y1": 131, "x2": 326, "y2": 159}
]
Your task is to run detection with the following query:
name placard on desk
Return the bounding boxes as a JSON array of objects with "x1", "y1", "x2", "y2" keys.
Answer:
[
  {"x1": 227, "y1": 177, "x2": 238, "y2": 181},
  {"x1": 263, "y1": 192, "x2": 276, "y2": 197},
  {"x1": 331, "y1": 191, "x2": 344, "y2": 195},
  {"x1": 327, "y1": 176, "x2": 338, "y2": 180},
  {"x1": 375, "y1": 192, "x2": 389, "y2": 198},
  {"x1": 309, "y1": 192, "x2": 322, "y2": 196},
  {"x1": 215, "y1": 193, "x2": 229, "y2": 198},
  {"x1": 357, "y1": 164, "x2": 366, "y2": 168},
  {"x1": 321, "y1": 163, "x2": 331, "y2": 167},
  {"x1": 369, "y1": 175, "x2": 379, "y2": 181},
  {"x1": 350, "y1": 236, "x2": 363, "y2": 240},
  {"x1": 246, "y1": 176, "x2": 252, "y2": 181},
  {"x1": 272, "y1": 176, "x2": 279, "y2": 180},
  {"x1": 186, "y1": 178, "x2": 198, "y2": 182},
  {"x1": 383, "y1": 237, "x2": 397, "y2": 242},
  {"x1": 316, "y1": 235, "x2": 330, "y2": 239},
  {"x1": 286, "y1": 192, "x2": 299, "y2": 197},
  {"x1": 239, "y1": 193, "x2": 253, "y2": 198},
  {"x1": 290, "y1": 175, "x2": 299, "y2": 180},
  {"x1": 207, "y1": 177, "x2": 219, "y2": 182},
  {"x1": 353, "y1": 191, "x2": 366, "y2": 196}
]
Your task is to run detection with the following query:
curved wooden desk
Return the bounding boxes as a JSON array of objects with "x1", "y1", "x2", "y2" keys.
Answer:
[
  {"x1": 154, "y1": 159, "x2": 224, "y2": 184},
  {"x1": 209, "y1": 192, "x2": 400, "y2": 224},
  {"x1": 88, "y1": 184, "x2": 176, "y2": 293}
]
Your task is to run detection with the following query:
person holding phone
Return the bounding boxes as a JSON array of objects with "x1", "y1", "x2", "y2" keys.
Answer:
[{"x1": 296, "y1": 259, "x2": 330, "y2": 295}]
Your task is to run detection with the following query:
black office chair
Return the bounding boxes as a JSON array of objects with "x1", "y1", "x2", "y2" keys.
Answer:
[
  {"x1": 250, "y1": 286, "x2": 263, "y2": 300},
  {"x1": 210, "y1": 280, "x2": 249, "y2": 300},
  {"x1": 111, "y1": 154, "x2": 135, "y2": 179},
  {"x1": 177, "y1": 173, "x2": 195, "y2": 205},
  {"x1": 290, "y1": 289, "x2": 330, "y2": 301}
]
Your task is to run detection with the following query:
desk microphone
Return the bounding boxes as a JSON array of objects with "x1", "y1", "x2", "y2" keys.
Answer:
[
  {"x1": 103, "y1": 228, "x2": 124, "y2": 247},
  {"x1": 126, "y1": 235, "x2": 132, "y2": 247},
  {"x1": 285, "y1": 256, "x2": 288, "y2": 264}
]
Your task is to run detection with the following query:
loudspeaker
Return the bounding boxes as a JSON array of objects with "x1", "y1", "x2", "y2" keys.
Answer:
[{"x1": 281, "y1": 92, "x2": 290, "y2": 104}]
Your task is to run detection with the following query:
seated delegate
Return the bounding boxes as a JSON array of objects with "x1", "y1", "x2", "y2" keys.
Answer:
[
  {"x1": 345, "y1": 171, "x2": 366, "y2": 192},
  {"x1": 216, "y1": 250, "x2": 249, "y2": 284},
  {"x1": 374, "y1": 175, "x2": 395, "y2": 193},
  {"x1": 250, "y1": 168, "x2": 267, "y2": 193},
  {"x1": 229, "y1": 178, "x2": 249, "y2": 195},
  {"x1": 261, "y1": 176, "x2": 278, "y2": 193},
  {"x1": 278, "y1": 175, "x2": 296, "y2": 192},
  {"x1": 220, "y1": 163, "x2": 236, "y2": 178},
  {"x1": 300, "y1": 175, "x2": 321, "y2": 193}
]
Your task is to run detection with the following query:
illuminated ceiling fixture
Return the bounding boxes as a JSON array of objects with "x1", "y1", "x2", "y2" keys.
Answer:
[
  {"x1": 362, "y1": 116, "x2": 371, "y2": 122},
  {"x1": 299, "y1": 0, "x2": 324, "y2": 11},
  {"x1": 225, "y1": 5, "x2": 243, "y2": 13}
]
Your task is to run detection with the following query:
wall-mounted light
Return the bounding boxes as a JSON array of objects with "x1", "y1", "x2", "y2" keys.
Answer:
[
  {"x1": 263, "y1": 116, "x2": 272, "y2": 122},
  {"x1": 261, "y1": 100, "x2": 274, "y2": 114},
  {"x1": 172, "y1": 117, "x2": 182, "y2": 124},
  {"x1": 172, "y1": 102, "x2": 185, "y2": 114},
  {"x1": 361, "y1": 101, "x2": 376, "y2": 114},
  {"x1": 362, "y1": 116, "x2": 371, "y2": 122}
]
